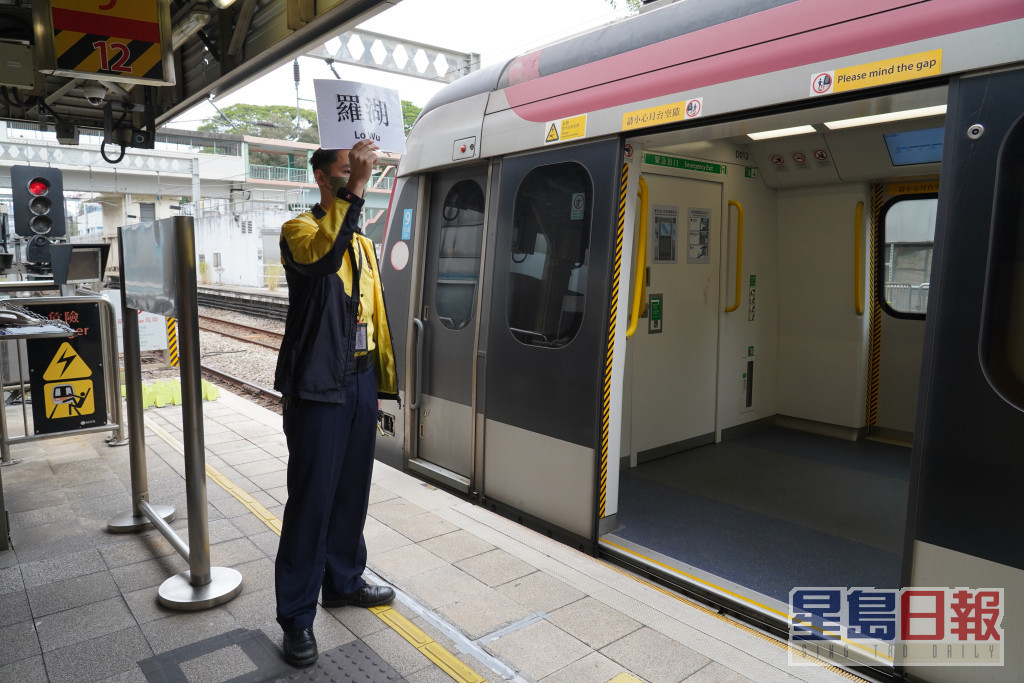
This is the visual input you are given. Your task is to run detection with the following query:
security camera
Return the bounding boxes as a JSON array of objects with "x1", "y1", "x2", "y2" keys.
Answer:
[{"x1": 82, "y1": 84, "x2": 106, "y2": 106}]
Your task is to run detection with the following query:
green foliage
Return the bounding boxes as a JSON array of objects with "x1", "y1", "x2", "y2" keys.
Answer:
[
  {"x1": 402, "y1": 101, "x2": 421, "y2": 135},
  {"x1": 605, "y1": 0, "x2": 643, "y2": 12},
  {"x1": 198, "y1": 103, "x2": 319, "y2": 142}
]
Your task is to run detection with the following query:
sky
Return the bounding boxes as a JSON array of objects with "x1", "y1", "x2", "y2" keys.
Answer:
[{"x1": 170, "y1": 0, "x2": 632, "y2": 130}]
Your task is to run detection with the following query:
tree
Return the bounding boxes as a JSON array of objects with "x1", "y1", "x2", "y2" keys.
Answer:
[
  {"x1": 402, "y1": 101, "x2": 421, "y2": 136},
  {"x1": 606, "y1": 0, "x2": 643, "y2": 12},
  {"x1": 198, "y1": 103, "x2": 319, "y2": 143}
]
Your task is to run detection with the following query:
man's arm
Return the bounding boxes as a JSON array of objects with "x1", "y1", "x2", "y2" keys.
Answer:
[{"x1": 280, "y1": 189, "x2": 365, "y2": 277}]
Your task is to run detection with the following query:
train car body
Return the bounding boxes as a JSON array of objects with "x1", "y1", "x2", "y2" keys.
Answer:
[{"x1": 377, "y1": 1, "x2": 1024, "y2": 680}]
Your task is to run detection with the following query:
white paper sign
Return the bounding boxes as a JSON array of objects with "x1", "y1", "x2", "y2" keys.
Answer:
[{"x1": 313, "y1": 80, "x2": 406, "y2": 154}]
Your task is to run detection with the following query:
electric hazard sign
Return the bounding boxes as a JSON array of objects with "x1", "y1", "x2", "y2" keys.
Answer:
[
  {"x1": 26, "y1": 302, "x2": 107, "y2": 435},
  {"x1": 37, "y1": 0, "x2": 175, "y2": 85}
]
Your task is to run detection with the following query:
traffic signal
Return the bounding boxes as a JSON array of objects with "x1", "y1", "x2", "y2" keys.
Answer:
[{"x1": 10, "y1": 166, "x2": 66, "y2": 238}]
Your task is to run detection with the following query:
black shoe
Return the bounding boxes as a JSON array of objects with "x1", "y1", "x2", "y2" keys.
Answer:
[
  {"x1": 282, "y1": 627, "x2": 318, "y2": 667},
  {"x1": 322, "y1": 584, "x2": 395, "y2": 608}
]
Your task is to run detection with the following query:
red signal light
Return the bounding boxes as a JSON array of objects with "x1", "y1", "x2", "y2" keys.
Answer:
[{"x1": 28, "y1": 179, "x2": 49, "y2": 196}]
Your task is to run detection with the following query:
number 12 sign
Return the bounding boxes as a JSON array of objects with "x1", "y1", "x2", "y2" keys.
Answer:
[{"x1": 35, "y1": 0, "x2": 175, "y2": 85}]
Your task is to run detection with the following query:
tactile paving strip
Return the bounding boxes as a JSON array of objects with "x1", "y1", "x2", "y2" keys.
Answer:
[{"x1": 274, "y1": 640, "x2": 406, "y2": 682}]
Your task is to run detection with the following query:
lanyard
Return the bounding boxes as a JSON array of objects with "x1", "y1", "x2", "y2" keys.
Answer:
[{"x1": 347, "y1": 240, "x2": 362, "y2": 319}]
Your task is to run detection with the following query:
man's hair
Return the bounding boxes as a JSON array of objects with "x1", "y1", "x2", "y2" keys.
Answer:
[{"x1": 309, "y1": 148, "x2": 340, "y2": 174}]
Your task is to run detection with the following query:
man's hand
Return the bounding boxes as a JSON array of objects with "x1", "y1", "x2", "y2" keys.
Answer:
[{"x1": 345, "y1": 139, "x2": 379, "y2": 198}]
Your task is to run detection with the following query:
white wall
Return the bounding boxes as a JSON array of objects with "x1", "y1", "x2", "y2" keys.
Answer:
[{"x1": 193, "y1": 208, "x2": 293, "y2": 287}]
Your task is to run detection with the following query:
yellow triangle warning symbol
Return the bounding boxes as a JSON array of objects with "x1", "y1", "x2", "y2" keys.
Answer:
[
  {"x1": 546, "y1": 123, "x2": 560, "y2": 142},
  {"x1": 43, "y1": 342, "x2": 92, "y2": 381}
]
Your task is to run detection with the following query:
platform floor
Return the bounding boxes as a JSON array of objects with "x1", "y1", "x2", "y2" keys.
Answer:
[{"x1": 0, "y1": 389, "x2": 864, "y2": 683}]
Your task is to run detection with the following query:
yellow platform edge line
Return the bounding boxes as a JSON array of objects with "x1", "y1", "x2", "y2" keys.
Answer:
[{"x1": 145, "y1": 416, "x2": 484, "y2": 683}]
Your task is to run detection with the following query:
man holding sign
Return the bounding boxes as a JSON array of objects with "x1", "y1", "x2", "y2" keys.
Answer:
[{"x1": 273, "y1": 138, "x2": 400, "y2": 667}]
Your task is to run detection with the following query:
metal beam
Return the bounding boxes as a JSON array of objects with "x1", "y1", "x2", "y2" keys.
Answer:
[{"x1": 306, "y1": 29, "x2": 480, "y2": 83}]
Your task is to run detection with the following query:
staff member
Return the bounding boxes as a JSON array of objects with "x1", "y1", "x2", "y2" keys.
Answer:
[{"x1": 273, "y1": 139, "x2": 399, "y2": 667}]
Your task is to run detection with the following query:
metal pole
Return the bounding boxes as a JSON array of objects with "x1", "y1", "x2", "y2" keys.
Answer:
[
  {"x1": 0, "y1": 342, "x2": 11, "y2": 465},
  {"x1": 175, "y1": 217, "x2": 211, "y2": 586},
  {"x1": 98, "y1": 297, "x2": 127, "y2": 446},
  {"x1": 108, "y1": 228, "x2": 175, "y2": 532}
]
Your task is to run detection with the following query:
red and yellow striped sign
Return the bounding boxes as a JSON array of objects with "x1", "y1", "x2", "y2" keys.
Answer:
[{"x1": 48, "y1": 0, "x2": 169, "y2": 83}]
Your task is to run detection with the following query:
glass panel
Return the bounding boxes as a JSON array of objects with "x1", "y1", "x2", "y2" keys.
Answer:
[
  {"x1": 506, "y1": 162, "x2": 592, "y2": 347},
  {"x1": 436, "y1": 179, "x2": 485, "y2": 330},
  {"x1": 883, "y1": 197, "x2": 937, "y2": 315}
]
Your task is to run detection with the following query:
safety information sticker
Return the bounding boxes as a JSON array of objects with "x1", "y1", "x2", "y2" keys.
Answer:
[
  {"x1": 809, "y1": 50, "x2": 942, "y2": 97},
  {"x1": 545, "y1": 114, "x2": 588, "y2": 145}
]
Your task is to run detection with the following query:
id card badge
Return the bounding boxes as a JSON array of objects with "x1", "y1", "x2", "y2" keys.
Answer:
[{"x1": 355, "y1": 322, "x2": 368, "y2": 352}]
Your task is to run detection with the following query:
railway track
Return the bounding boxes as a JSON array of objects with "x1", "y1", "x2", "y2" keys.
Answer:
[
  {"x1": 201, "y1": 364, "x2": 283, "y2": 415},
  {"x1": 198, "y1": 314, "x2": 284, "y2": 350}
]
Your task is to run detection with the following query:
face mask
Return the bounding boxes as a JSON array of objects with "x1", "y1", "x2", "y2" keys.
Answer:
[{"x1": 330, "y1": 175, "x2": 350, "y2": 193}]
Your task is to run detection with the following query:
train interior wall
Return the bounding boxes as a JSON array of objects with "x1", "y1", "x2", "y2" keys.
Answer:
[{"x1": 612, "y1": 110, "x2": 936, "y2": 608}]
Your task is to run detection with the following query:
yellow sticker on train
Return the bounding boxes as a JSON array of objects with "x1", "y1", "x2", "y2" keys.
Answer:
[
  {"x1": 809, "y1": 50, "x2": 942, "y2": 96},
  {"x1": 544, "y1": 114, "x2": 588, "y2": 144},
  {"x1": 622, "y1": 98, "x2": 702, "y2": 131}
]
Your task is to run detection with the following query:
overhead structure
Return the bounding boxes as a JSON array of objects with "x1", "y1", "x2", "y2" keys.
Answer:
[
  {"x1": 307, "y1": 29, "x2": 480, "y2": 83},
  {"x1": 0, "y1": 0, "x2": 402, "y2": 157}
]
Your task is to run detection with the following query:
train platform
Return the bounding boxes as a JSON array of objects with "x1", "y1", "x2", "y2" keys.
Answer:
[{"x1": 0, "y1": 388, "x2": 863, "y2": 683}]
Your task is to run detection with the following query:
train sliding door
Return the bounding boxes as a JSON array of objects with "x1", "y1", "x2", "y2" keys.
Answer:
[
  {"x1": 904, "y1": 67, "x2": 1024, "y2": 683},
  {"x1": 480, "y1": 139, "x2": 620, "y2": 544},
  {"x1": 413, "y1": 167, "x2": 488, "y2": 484}
]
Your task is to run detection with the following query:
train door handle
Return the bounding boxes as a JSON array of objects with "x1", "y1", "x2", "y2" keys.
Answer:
[
  {"x1": 627, "y1": 176, "x2": 650, "y2": 338},
  {"x1": 410, "y1": 317, "x2": 424, "y2": 410},
  {"x1": 725, "y1": 200, "x2": 744, "y2": 312}
]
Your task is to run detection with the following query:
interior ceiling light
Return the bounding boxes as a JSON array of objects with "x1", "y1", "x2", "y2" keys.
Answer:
[
  {"x1": 824, "y1": 105, "x2": 947, "y2": 130},
  {"x1": 211, "y1": 0, "x2": 239, "y2": 8},
  {"x1": 747, "y1": 125, "x2": 817, "y2": 141}
]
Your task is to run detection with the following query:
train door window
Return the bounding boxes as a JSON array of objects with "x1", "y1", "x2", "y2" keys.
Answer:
[
  {"x1": 506, "y1": 162, "x2": 592, "y2": 347},
  {"x1": 981, "y1": 113, "x2": 1024, "y2": 409},
  {"x1": 435, "y1": 179, "x2": 485, "y2": 330},
  {"x1": 880, "y1": 196, "x2": 938, "y2": 317}
]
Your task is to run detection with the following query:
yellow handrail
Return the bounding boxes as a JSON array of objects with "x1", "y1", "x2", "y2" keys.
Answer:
[
  {"x1": 626, "y1": 176, "x2": 649, "y2": 338},
  {"x1": 724, "y1": 200, "x2": 744, "y2": 312},
  {"x1": 854, "y1": 201, "x2": 865, "y2": 315}
]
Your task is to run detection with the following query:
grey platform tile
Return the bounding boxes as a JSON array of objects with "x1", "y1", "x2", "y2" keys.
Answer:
[
  {"x1": 230, "y1": 509, "x2": 276, "y2": 537},
  {"x1": 251, "y1": 529, "x2": 282, "y2": 558},
  {"x1": 110, "y1": 555, "x2": 186, "y2": 595},
  {"x1": 216, "y1": 446, "x2": 278, "y2": 465},
  {"x1": 211, "y1": 536, "x2": 267, "y2": 566},
  {"x1": 389, "y1": 512, "x2": 460, "y2": 543},
  {"x1": 540, "y1": 651, "x2": 637, "y2": 683},
  {"x1": 0, "y1": 564, "x2": 23, "y2": 595},
  {"x1": 223, "y1": 588, "x2": 281, "y2": 638},
  {"x1": 369, "y1": 483, "x2": 399, "y2": 504},
  {"x1": 369, "y1": 498, "x2": 429, "y2": 525},
  {"x1": 485, "y1": 619, "x2": 590, "y2": 681},
  {"x1": 63, "y1": 477, "x2": 127, "y2": 505},
  {"x1": 35, "y1": 595, "x2": 136, "y2": 653},
  {"x1": 0, "y1": 619, "x2": 41, "y2": 667},
  {"x1": 455, "y1": 549, "x2": 534, "y2": 588},
  {"x1": 20, "y1": 547, "x2": 106, "y2": 588},
  {"x1": 266, "y1": 485, "x2": 289, "y2": 505},
  {"x1": 140, "y1": 607, "x2": 242, "y2": 655},
  {"x1": 27, "y1": 569, "x2": 120, "y2": 617},
  {"x1": 0, "y1": 590, "x2": 31, "y2": 628},
  {"x1": 323, "y1": 602, "x2": 389, "y2": 640},
  {"x1": 181, "y1": 643, "x2": 260, "y2": 680},
  {"x1": 207, "y1": 516, "x2": 246, "y2": 545},
  {"x1": 232, "y1": 556, "x2": 276, "y2": 595},
  {"x1": 371, "y1": 543, "x2": 447, "y2": 583},
  {"x1": 52, "y1": 457, "x2": 117, "y2": 487},
  {"x1": 8, "y1": 518, "x2": 98, "y2": 563},
  {"x1": 0, "y1": 549, "x2": 18, "y2": 569},
  {"x1": 434, "y1": 589, "x2": 534, "y2": 641},
  {"x1": 399, "y1": 564, "x2": 492, "y2": 610},
  {"x1": 248, "y1": 469, "x2": 289, "y2": 491},
  {"x1": 3, "y1": 482, "x2": 67, "y2": 512},
  {"x1": 547, "y1": 597, "x2": 643, "y2": 650},
  {"x1": 364, "y1": 517, "x2": 415, "y2": 556},
  {"x1": 229, "y1": 421, "x2": 280, "y2": 438},
  {"x1": 42, "y1": 626, "x2": 153, "y2": 683},
  {"x1": 405, "y1": 666, "x2": 462, "y2": 683},
  {"x1": 124, "y1": 585, "x2": 179, "y2": 626},
  {"x1": 682, "y1": 661, "x2": 756, "y2": 682},
  {"x1": 235, "y1": 457, "x2": 287, "y2": 478},
  {"x1": 100, "y1": 668, "x2": 148, "y2": 683},
  {"x1": 0, "y1": 654, "x2": 47, "y2": 683},
  {"x1": 1, "y1": 458, "x2": 54, "y2": 484},
  {"x1": 100, "y1": 534, "x2": 180, "y2": 568},
  {"x1": 363, "y1": 623, "x2": 434, "y2": 677},
  {"x1": 9, "y1": 501, "x2": 76, "y2": 529},
  {"x1": 600, "y1": 628, "x2": 710, "y2": 683},
  {"x1": 496, "y1": 571, "x2": 585, "y2": 613},
  {"x1": 201, "y1": 430, "x2": 240, "y2": 446},
  {"x1": 418, "y1": 530, "x2": 495, "y2": 564}
]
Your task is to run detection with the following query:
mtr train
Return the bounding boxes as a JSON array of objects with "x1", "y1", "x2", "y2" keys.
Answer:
[{"x1": 375, "y1": 1, "x2": 1024, "y2": 680}]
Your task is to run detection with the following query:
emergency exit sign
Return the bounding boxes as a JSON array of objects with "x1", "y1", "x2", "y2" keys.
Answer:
[{"x1": 643, "y1": 152, "x2": 727, "y2": 176}]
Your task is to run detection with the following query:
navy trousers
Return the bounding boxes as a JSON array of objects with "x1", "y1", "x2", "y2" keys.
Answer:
[{"x1": 275, "y1": 365, "x2": 377, "y2": 631}]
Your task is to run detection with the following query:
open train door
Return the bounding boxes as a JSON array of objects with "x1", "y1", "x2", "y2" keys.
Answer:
[
  {"x1": 479, "y1": 139, "x2": 621, "y2": 547},
  {"x1": 902, "y1": 67, "x2": 1024, "y2": 682}
]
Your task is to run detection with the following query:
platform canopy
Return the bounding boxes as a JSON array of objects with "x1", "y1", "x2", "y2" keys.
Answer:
[{"x1": 0, "y1": 0, "x2": 402, "y2": 149}]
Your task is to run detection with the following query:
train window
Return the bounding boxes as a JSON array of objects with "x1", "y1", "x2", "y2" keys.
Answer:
[
  {"x1": 506, "y1": 162, "x2": 592, "y2": 347},
  {"x1": 880, "y1": 196, "x2": 938, "y2": 317},
  {"x1": 435, "y1": 179, "x2": 485, "y2": 330},
  {"x1": 981, "y1": 113, "x2": 1024, "y2": 408}
]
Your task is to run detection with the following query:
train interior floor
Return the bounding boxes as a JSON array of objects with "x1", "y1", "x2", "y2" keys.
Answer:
[{"x1": 610, "y1": 425, "x2": 912, "y2": 605}]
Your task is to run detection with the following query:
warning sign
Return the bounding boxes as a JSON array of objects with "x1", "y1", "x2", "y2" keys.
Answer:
[
  {"x1": 26, "y1": 302, "x2": 107, "y2": 435},
  {"x1": 809, "y1": 50, "x2": 942, "y2": 97},
  {"x1": 544, "y1": 114, "x2": 587, "y2": 145}
]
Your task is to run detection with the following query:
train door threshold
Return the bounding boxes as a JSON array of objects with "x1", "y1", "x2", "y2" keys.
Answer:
[{"x1": 598, "y1": 536, "x2": 899, "y2": 683}]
